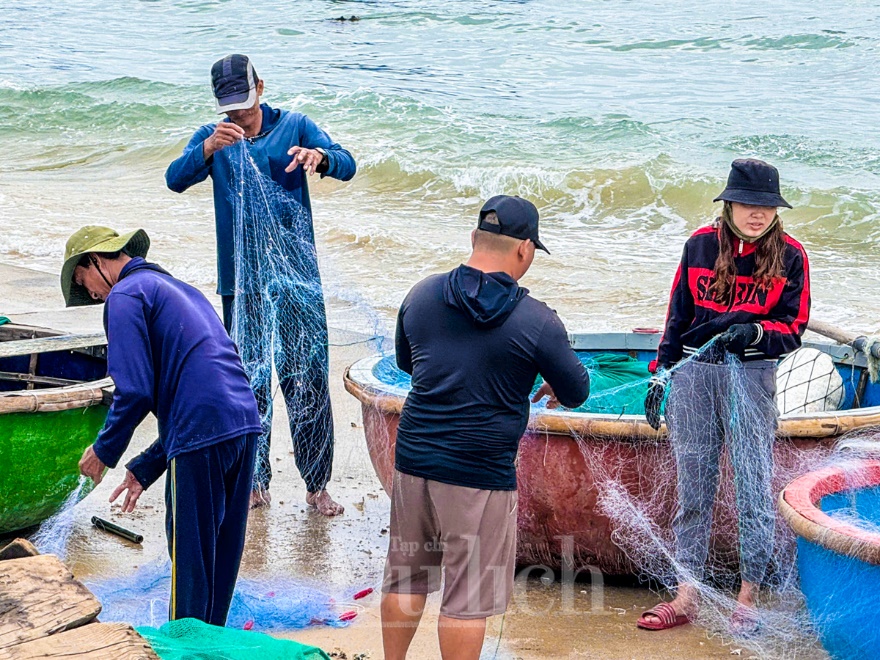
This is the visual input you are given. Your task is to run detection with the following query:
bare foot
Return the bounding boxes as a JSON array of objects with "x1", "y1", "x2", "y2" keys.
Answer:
[
  {"x1": 736, "y1": 580, "x2": 757, "y2": 608},
  {"x1": 306, "y1": 490, "x2": 344, "y2": 516},
  {"x1": 249, "y1": 485, "x2": 271, "y2": 509}
]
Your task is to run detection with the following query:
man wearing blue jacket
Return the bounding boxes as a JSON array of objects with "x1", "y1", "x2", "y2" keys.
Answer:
[
  {"x1": 165, "y1": 54, "x2": 355, "y2": 515},
  {"x1": 65, "y1": 226, "x2": 262, "y2": 626}
]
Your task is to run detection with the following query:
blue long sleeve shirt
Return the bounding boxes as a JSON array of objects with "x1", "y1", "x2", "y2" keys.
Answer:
[
  {"x1": 165, "y1": 104, "x2": 357, "y2": 295},
  {"x1": 93, "y1": 258, "x2": 262, "y2": 477}
]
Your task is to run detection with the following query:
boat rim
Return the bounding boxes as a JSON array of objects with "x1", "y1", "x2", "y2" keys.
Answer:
[
  {"x1": 0, "y1": 376, "x2": 113, "y2": 414},
  {"x1": 0, "y1": 325, "x2": 111, "y2": 414},
  {"x1": 779, "y1": 459, "x2": 880, "y2": 566},
  {"x1": 344, "y1": 330, "x2": 880, "y2": 440}
]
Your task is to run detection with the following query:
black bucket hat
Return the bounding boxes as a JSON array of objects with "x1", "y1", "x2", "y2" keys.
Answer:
[{"x1": 713, "y1": 158, "x2": 792, "y2": 209}]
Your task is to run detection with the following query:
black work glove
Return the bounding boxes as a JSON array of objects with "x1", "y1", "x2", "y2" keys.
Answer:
[
  {"x1": 644, "y1": 367, "x2": 671, "y2": 431},
  {"x1": 716, "y1": 323, "x2": 761, "y2": 356}
]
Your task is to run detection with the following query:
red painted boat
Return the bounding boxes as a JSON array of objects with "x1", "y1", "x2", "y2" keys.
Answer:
[{"x1": 344, "y1": 332, "x2": 880, "y2": 574}]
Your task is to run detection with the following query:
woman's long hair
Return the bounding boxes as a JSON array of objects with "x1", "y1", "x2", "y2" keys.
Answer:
[{"x1": 709, "y1": 202, "x2": 786, "y2": 302}]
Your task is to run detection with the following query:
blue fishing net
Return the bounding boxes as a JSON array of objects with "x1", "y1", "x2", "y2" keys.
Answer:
[
  {"x1": 85, "y1": 561, "x2": 347, "y2": 631},
  {"x1": 227, "y1": 142, "x2": 337, "y2": 491}
]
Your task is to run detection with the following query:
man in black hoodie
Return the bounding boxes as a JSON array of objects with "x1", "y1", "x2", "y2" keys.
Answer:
[{"x1": 381, "y1": 196, "x2": 590, "y2": 660}]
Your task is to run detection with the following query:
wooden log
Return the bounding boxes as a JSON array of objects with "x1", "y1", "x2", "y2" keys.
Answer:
[
  {"x1": 2, "y1": 622, "x2": 158, "y2": 659},
  {"x1": 0, "y1": 371, "x2": 84, "y2": 388},
  {"x1": 0, "y1": 540, "x2": 38, "y2": 562},
  {"x1": 0, "y1": 555, "x2": 101, "y2": 650},
  {"x1": 0, "y1": 378, "x2": 113, "y2": 415},
  {"x1": 0, "y1": 333, "x2": 106, "y2": 360},
  {"x1": 808, "y1": 319, "x2": 880, "y2": 359}
]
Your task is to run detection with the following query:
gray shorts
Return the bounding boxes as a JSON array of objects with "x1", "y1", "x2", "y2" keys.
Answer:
[{"x1": 381, "y1": 470, "x2": 518, "y2": 619}]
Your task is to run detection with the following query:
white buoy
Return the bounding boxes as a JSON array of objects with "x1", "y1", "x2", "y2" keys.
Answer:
[{"x1": 776, "y1": 347, "x2": 845, "y2": 415}]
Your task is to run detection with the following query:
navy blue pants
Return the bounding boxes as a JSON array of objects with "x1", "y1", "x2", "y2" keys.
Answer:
[
  {"x1": 222, "y1": 294, "x2": 335, "y2": 493},
  {"x1": 165, "y1": 433, "x2": 257, "y2": 626}
]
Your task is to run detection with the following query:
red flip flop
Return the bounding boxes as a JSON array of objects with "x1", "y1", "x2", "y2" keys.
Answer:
[{"x1": 637, "y1": 602, "x2": 690, "y2": 631}]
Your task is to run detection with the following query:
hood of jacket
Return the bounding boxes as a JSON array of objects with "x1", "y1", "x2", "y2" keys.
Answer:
[{"x1": 443, "y1": 264, "x2": 527, "y2": 328}]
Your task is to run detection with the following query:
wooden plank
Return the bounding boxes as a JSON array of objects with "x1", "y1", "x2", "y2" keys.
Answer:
[
  {"x1": 0, "y1": 540, "x2": 38, "y2": 562},
  {"x1": 0, "y1": 334, "x2": 106, "y2": 360},
  {"x1": 2, "y1": 622, "x2": 158, "y2": 659},
  {"x1": 0, "y1": 555, "x2": 101, "y2": 650},
  {"x1": 0, "y1": 325, "x2": 57, "y2": 343}
]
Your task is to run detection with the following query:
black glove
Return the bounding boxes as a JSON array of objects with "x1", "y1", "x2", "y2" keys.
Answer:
[
  {"x1": 717, "y1": 323, "x2": 761, "y2": 356},
  {"x1": 644, "y1": 368, "x2": 671, "y2": 431}
]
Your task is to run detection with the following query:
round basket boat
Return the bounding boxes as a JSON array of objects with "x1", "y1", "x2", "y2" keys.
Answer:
[
  {"x1": 779, "y1": 458, "x2": 880, "y2": 660},
  {"x1": 344, "y1": 331, "x2": 880, "y2": 574},
  {"x1": 0, "y1": 323, "x2": 111, "y2": 534}
]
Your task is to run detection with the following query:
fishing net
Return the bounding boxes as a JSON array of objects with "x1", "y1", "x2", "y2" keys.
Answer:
[
  {"x1": 376, "y1": 351, "x2": 651, "y2": 415},
  {"x1": 137, "y1": 618, "x2": 330, "y2": 660},
  {"x1": 364, "y1": 336, "x2": 880, "y2": 658},
  {"x1": 776, "y1": 347, "x2": 845, "y2": 414},
  {"x1": 30, "y1": 476, "x2": 89, "y2": 556},
  {"x1": 536, "y1": 353, "x2": 651, "y2": 415},
  {"x1": 84, "y1": 560, "x2": 356, "y2": 631},
  {"x1": 548, "y1": 349, "x2": 880, "y2": 658},
  {"x1": 227, "y1": 141, "x2": 337, "y2": 492}
]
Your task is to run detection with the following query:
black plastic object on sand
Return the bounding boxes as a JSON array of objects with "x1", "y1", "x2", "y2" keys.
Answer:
[{"x1": 92, "y1": 516, "x2": 144, "y2": 544}]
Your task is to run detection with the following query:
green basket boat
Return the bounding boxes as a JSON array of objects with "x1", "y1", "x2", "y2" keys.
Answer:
[{"x1": 0, "y1": 324, "x2": 111, "y2": 534}]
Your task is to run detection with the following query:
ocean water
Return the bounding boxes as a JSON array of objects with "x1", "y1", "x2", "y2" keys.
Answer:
[{"x1": 1, "y1": 0, "x2": 878, "y2": 336}]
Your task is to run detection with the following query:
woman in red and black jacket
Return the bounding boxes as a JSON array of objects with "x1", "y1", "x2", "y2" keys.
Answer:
[{"x1": 637, "y1": 159, "x2": 810, "y2": 633}]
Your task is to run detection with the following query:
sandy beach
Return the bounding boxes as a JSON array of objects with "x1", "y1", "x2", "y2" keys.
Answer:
[{"x1": 0, "y1": 260, "x2": 768, "y2": 659}]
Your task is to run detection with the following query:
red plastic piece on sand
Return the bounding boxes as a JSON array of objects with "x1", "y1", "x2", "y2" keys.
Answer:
[
  {"x1": 632, "y1": 327, "x2": 661, "y2": 334},
  {"x1": 353, "y1": 588, "x2": 374, "y2": 600},
  {"x1": 339, "y1": 611, "x2": 358, "y2": 622},
  {"x1": 243, "y1": 620, "x2": 254, "y2": 630}
]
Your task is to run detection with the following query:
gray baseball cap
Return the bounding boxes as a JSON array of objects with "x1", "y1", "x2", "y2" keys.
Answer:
[{"x1": 211, "y1": 54, "x2": 259, "y2": 113}]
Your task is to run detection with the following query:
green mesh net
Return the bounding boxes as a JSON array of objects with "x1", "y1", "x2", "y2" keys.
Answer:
[
  {"x1": 531, "y1": 353, "x2": 651, "y2": 415},
  {"x1": 137, "y1": 618, "x2": 330, "y2": 660}
]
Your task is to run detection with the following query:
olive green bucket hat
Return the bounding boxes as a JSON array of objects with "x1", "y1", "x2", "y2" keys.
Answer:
[{"x1": 61, "y1": 226, "x2": 150, "y2": 307}]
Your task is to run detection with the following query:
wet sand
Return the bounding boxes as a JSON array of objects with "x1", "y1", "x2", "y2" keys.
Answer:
[{"x1": 3, "y1": 262, "x2": 751, "y2": 658}]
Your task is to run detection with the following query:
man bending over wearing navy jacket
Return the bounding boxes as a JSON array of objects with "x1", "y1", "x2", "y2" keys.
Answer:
[{"x1": 64, "y1": 226, "x2": 262, "y2": 626}]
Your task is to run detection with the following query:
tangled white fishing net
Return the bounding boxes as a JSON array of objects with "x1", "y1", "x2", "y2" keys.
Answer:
[
  {"x1": 364, "y1": 336, "x2": 880, "y2": 658},
  {"x1": 227, "y1": 143, "x2": 341, "y2": 493}
]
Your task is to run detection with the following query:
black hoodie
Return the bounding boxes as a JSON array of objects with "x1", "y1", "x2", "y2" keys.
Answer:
[{"x1": 394, "y1": 265, "x2": 589, "y2": 491}]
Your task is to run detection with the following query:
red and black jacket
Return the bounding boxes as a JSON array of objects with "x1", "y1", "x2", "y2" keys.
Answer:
[{"x1": 654, "y1": 223, "x2": 810, "y2": 369}]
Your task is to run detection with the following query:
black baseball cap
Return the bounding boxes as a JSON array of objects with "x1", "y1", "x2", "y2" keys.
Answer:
[
  {"x1": 211, "y1": 54, "x2": 259, "y2": 113},
  {"x1": 478, "y1": 195, "x2": 549, "y2": 254}
]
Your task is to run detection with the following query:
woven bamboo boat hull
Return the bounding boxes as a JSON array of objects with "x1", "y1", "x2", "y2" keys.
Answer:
[
  {"x1": 345, "y1": 332, "x2": 880, "y2": 575},
  {"x1": 780, "y1": 460, "x2": 880, "y2": 659},
  {"x1": 0, "y1": 324, "x2": 111, "y2": 534}
]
